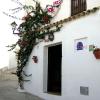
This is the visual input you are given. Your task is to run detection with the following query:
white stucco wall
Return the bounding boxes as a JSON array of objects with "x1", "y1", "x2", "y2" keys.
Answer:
[{"x1": 23, "y1": 0, "x2": 100, "y2": 100}]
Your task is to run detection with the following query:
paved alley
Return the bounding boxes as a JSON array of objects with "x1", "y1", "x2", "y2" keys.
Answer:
[{"x1": 0, "y1": 80, "x2": 44, "y2": 100}]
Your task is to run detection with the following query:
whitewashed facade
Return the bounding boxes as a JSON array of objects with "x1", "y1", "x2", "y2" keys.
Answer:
[{"x1": 22, "y1": 0, "x2": 100, "y2": 100}]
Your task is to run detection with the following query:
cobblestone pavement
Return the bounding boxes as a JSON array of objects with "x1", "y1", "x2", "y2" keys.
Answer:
[{"x1": 0, "y1": 80, "x2": 44, "y2": 100}]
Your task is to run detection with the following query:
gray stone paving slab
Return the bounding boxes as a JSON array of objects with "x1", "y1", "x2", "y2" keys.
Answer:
[{"x1": 0, "y1": 80, "x2": 44, "y2": 100}]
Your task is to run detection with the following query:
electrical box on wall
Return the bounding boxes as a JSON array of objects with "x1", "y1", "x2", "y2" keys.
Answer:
[{"x1": 80, "y1": 86, "x2": 89, "y2": 96}]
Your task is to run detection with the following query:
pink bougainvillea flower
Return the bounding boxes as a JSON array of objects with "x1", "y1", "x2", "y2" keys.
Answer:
[
  {"x1": 46, "y1": 5, "x2": 54, "y2": 12},
  {"x1": 48, "y1": 7, "x2": 54, "y2": 12},
  {"x1": 53, "y1": 0, "x2": 62, "y2": 7}
]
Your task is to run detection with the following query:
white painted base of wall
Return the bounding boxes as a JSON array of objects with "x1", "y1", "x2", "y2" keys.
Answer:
[{"x1": 17, "y1": 87, "x2": 26, "y2": 93}]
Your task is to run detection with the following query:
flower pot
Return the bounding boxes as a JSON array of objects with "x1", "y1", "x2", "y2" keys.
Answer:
[
  {"x1": 93, "y1": 48, "x2": 100, "y2": 59},
  {"x1": 32, "y1": 56, "x2": 38, "y2": 63}
]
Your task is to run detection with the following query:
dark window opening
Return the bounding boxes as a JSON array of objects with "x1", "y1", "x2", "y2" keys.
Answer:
[{"x1": 71, "y1": 0, "x2": 87, "y2": 16}]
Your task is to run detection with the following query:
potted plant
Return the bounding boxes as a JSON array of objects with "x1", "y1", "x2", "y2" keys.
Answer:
[{"x1": 93, "y1": 48, "x2": 100, "y2": 59}]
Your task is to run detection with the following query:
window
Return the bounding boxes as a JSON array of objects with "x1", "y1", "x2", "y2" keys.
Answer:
[{"x1": 71, "y1": 0, "x2": 87, "y2": 16}]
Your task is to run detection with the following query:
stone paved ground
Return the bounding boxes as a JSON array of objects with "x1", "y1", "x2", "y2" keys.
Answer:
[{"x1": 0, "y1": 80, "x2": 44, "y2": 100}]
